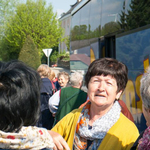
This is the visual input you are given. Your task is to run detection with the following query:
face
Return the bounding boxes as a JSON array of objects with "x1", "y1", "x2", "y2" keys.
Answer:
[
  {"x1": 87, "y1": 75, "x2": 122, "y2": 110},
  {"x1": 142, "y1": 104, "x2": 150, "y2": 127},
  {"x1": 58, "y1": 75, "x2": 68, "y2": 87}
]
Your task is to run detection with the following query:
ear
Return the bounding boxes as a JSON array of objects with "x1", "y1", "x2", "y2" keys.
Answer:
[
  {"x1": 143, "y1": 105, "x2": 150, "y2": 115},
  {"x1": 116, "y1": 90, "x2": 122, "y2": 100},
  {"x1": 79, "y1": 80, "x2": 83, "y2": 88}
]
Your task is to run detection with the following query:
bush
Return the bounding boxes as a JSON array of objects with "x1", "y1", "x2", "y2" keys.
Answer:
[
  {"x1": 18, "y1": 35, "x2": 41, "y2": 69},
  {"x1": 58, "y1": 51, "x2": 70, "y2": 61},
  {"x1": 50, "y1": 51, "x2": 58, "y2": 63}
]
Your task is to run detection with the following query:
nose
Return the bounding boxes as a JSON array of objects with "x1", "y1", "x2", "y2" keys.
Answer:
[{"x1": 97, "y1": 81, "x2": 105, "y2": 91}]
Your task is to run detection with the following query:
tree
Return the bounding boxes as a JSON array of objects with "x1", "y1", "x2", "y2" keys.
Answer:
[
  {"x1": 118, "y1": 1, "x2": 127, "y2": 30},
  {"x1": 118, "y1": 0, "x2": 150, "y2": 31},
  {"x1": 18, "y1": 35, "x2": 41, "y2": 69},
  {"x1": 0, "y1": 0, "x2": 63, "y2": 61},
  {"x1": 50, "y1": 50, "x2": 58, "y2": 64},
  {"x1": 126, "y1": 0, "x2": 150, "y2": 30},
  {"x1": 0, "y1": 0, "x2": 19, "y2": 38},
  {"x1": 64, "y1": 36, "x2": 70, "y2": 51}
]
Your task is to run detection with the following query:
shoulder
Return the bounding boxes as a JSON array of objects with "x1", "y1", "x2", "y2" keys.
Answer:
[
  {"x1": 61, "y1": 108, "x2": 83, "y2": 120},
  {"x1": 61, "y1": 86, "x2": 72, "y2": 91},
  {"x1": 80, "y1": 89, "x2": 87, "y2": 94},
  {"x1": 52, "y1": 108, "x2": 82, "y2": 131},
  {"x1": 50, "y1": 90, "x2": 60, "y2": 99},
  {"x1": 41, "y1": 78, "x2": 52, "y2": 86},
  {"x1": 41, "y1": 78, "x2": 51, "y2": 82},
  {"x1": 109, "y1": 113, "x2": 139, "y2": 140},
  {"x1": 117, "y1": 113, "x2": 138, "y2": 131},
  {"x1": 101, "y1": 113, "x2": 139, "y2": 150}
]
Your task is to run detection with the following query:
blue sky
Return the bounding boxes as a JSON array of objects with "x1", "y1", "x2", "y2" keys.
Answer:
[
  {"x1": 47, "y1": 0, "x2": 77, "y2": 17},
  {"x1": 21, "y1": 0, "x2": 77, "y2": 17}
]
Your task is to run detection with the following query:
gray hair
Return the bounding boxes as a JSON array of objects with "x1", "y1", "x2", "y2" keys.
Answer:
[
  {"x1": 70, "y1": 71, "x2": 83, "y2": 86},
  {"x1": 140, "y1": 66, "x2": 150, "y2": 109}
]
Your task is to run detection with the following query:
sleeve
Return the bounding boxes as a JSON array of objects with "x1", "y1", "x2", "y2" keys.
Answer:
[
  {"x1": 48, "y1": 90, "x2": 60, "y2": 114},
  {"x1": 23, "y1": 126, "x2": 54, "y2": 149}
]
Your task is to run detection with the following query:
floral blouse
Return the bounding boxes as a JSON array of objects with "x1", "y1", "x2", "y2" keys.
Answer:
[
  {"x1": 0, "y1": 126, "x2": 54, "y2": 149},
  {"x1": 138, "y1": 126, "x2": 150, "y2": 150}
]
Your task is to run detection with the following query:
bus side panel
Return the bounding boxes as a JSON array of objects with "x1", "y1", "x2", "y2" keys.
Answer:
[{"x1": 116, "y1": 27, "x2": 150, "y2": 132}]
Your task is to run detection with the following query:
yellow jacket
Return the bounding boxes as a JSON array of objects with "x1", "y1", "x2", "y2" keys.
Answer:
[{"x1": 52, "y1": 108, "x2": 139, "y2": 150}]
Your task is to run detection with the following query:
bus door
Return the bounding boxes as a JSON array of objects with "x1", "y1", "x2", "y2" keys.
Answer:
[
  {"x1": 105, "y1": 35, "x2": 116, "y2": 58},
  {"x1": 99, "y1": 35, "x2": 116, "y2": 59}
]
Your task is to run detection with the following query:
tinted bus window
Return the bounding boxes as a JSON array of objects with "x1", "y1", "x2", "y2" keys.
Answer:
[
  {"x1": 79, "y1": 2, "x2": 90, "y2": 48},
  {"x1": 101, "y1": 0, "x2": 124, "y2": 35},
  {"x1": 89, "y1": 0, "x2": 101, "y2": 40},
  {"x1": 71, "y1": 11, "x2": 80, "y2": 50}
]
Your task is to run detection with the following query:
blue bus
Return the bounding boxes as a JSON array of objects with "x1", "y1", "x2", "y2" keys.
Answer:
[{"x1": 70, "y1": 0, "x2": 150, "y2": 132}]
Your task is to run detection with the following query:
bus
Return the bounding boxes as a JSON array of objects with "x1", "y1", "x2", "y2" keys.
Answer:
[{"x1": 69, "y1": 0, "x2": 150, "y2": 132}]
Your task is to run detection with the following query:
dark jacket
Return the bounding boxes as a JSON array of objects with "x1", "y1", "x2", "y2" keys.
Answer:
[{"x1": 40, "y1": 78, "x2": 53, "y2": 111}]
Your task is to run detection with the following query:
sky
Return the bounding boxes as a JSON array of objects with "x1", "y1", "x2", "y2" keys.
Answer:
[
  {"x1": 21, "y1": 0, "x2": 77, "y2": 17},
  {"x1": 47, "y1": 0, "x2": 77, "y2": 17}
]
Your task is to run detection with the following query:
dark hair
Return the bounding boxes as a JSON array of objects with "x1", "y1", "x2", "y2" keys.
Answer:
[
  {"x1": 85, "y1": 57, "x2": 128, "y2": 93},
  {"x1": 0, "y1": 60, "x2": 41, "y2": 132}
]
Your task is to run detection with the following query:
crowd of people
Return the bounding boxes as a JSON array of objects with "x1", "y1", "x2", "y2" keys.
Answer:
[
  {"x1": 49, "y1": 71, "x2": 87, "y2": 125},
  {"x1": 0, "y1": 57, "x2": 150, "y2": 149}
]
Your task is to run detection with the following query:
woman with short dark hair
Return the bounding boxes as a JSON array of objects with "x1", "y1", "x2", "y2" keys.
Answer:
[{"x1": 51, "y1": 57, "x2": 139, "y2": 150}]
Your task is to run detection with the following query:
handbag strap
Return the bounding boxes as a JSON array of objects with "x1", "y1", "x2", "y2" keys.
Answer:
[
  {"x1": 53, "y1": 90, "x2": 82, "y2": 126},
  {"x1": 56, "y1": 90, "x2": 82, "y2": 116}
]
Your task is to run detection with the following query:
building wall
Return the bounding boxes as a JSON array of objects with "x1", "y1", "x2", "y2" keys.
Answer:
[{"x1": 59, "y1": 14, "x2": 71, "y2": 53}]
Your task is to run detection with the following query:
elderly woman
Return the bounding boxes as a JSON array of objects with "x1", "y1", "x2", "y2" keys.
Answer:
[
  {"x1": 131, "y1": 66, "x2": 150, "y2": 150},
  {"x1": 51, "y1": 57, "x2": 139, "y2": 150},
  {"x1": 57, "y1": 71, "x2": 70, "y2": 90},
  {"x1": 37, "y1": 64, "x2": 55, "y2": 129}
]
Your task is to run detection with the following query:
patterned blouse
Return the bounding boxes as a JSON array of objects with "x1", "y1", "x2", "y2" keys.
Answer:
[{"x1": 0, "y1": 126, "x2": 54, "y2": 149}]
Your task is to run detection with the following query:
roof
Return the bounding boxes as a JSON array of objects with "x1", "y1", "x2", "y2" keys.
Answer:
[
  {"x1": 70, "y1": 54, "x2": 91, "y2": 66},
  {"x1": 59, "y1": 1, "x2": 80, "y2": 19}
]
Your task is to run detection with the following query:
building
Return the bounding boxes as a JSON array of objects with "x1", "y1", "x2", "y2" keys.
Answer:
[{"x1": 59, "y1": 0, "x2": 81, "y2": 54}]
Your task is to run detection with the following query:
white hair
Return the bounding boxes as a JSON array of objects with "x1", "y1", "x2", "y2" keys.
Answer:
[
  {"x1": 140, "y1": 66, "x2": 150, "y2": 109},
  {"x1": 70, "y1": 71, "x2": 83, "y2": 86}
]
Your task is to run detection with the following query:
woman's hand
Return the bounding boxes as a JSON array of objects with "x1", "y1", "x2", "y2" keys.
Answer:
[{"x1": 48, "y1": 130, "x2": 70, "y2": 150}]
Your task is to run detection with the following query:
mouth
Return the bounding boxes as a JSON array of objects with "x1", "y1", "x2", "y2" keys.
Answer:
[{"x1": 95, "y1": 94, "x2": 106, "y2": 97}]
